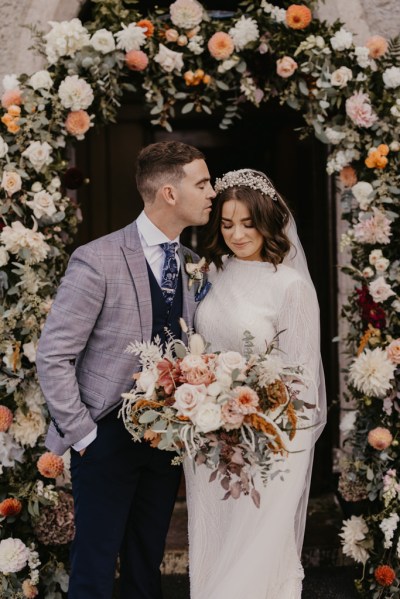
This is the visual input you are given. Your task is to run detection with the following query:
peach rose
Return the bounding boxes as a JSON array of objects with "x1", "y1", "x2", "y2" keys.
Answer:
[
  {"x1": 125, "y1": 49, "x2": 149, "y2": 71},
  {"x1": 165, "y1": 29, "x2": 179, "y2": 43},
  {"x1": 173, "y1": 383, "x2": 207, "y2": 417},
  {"x1": 221, "y1": 398, "x2": 244, "y2": 430},
  {"x1": 367, "y1": 427, "x2": 393, "y2": 450},
  {"x1": 1, "y1": 170, "x2": 22, "y2": 196},
  {"x1": 387, "y1": 339, "x2": 400, "y2": 364},
  {"x1": 286, "y1": 4, "x2": 312, "y2": 30},
  {"x1": 208, "y1": 32, "x2": 235, "y2": 60},
  {"x1": 180, "y1": 355, "x2": 215, "y2": 385},
  {"x1": 65, "y1": 110, "x2": 91, "y2": 138},
  {"x1": 0, "y1": 405, "x2": 13, "y2": 431},
  {"x1": 276, "y1": 56, "x2": 298, "y2": 78},
  {"x1": 37, "y1": 452, "x2": 64, "y2": 478},
  {"x1": 1, "y1": 88, "x2": 22, "y2": 109},
  {"x1": 339, "y1": 166, "x2": 357, "y2": 187},
  {"x1": 366, "y1": 35, "x2": 388, "y2": 59}
]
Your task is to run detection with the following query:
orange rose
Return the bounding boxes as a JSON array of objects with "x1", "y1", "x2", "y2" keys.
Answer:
[{"x1": 286, "y1": 4, "x2": 312, "y2": 30}]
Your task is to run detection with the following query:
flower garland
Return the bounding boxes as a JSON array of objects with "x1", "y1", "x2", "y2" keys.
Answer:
[{"x1": 0, "y1": 0, "x2": 399, "y2": 595}]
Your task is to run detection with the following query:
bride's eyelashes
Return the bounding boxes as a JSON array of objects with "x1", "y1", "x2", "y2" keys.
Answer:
[{"x1": 221, "y1": 223, "x2": 255, "y2": 229}]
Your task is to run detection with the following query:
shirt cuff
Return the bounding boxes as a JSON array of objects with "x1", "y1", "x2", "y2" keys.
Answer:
[{"x1": 72, "y1": 427, "x2": 97, "y2": 452}]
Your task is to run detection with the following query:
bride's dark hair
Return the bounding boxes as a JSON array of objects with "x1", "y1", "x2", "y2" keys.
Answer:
[{"x1": 204, "y1": 181, "x2": 292, "y2": 269}]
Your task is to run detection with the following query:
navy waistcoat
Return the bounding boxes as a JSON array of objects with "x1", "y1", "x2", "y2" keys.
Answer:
[{"x1": 146, "y1": 263, "x2": 183, "y2": 345}]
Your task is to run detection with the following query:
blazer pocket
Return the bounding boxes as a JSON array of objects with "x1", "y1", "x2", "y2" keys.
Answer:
[{"x1": 79, "y1": 383, "x2": 106, "y2": 409}]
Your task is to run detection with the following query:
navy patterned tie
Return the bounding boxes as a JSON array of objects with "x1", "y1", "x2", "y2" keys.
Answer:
[{"x1": 160, "y1": 242, "x2": 179, "y2": 306}]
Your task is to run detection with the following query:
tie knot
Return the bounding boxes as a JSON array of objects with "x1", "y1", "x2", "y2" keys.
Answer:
[{"x1": 160, "y1": 242, "x2": 178, "y2": 256}]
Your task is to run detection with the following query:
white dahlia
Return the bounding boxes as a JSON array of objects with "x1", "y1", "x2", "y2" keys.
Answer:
[
  {"x1": 58, "y1": 75, "x2": 94, "y2": 111},
  {"x1": 10, "y1": 408, "x2": 46, "y2": 448},
  {"x1": 349, "y1": 347, "x2": 395, "y2": 398},
  {"x1": 0, "y1": 538, "x2": 29, "y2": 574},
  {"x1": 229, "y1": 16, "x2": 259, "y2": 51},
  {"x1": 115, "y1": 23, "x2": 147, "y2": 52},
  {"x1": 170, "y1": 0, "x2": 204, "y2": 29},
  {"x1": 339, "y1": 516, "x2": 369, "y2": 564}
]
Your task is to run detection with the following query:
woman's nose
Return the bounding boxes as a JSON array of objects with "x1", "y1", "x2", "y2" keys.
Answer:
[{"x1": 231, "y1": 227, "x2": 244, "y2": 240}]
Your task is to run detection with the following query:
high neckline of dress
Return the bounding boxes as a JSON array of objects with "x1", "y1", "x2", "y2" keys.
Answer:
[{"x1": 229, "y1": 256, "x2": 276, "y2": 269}]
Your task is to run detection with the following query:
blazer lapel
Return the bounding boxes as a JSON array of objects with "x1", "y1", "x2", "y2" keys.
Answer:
[{"x1": 122, "y1": 222, "x2": 153, "y2": 342}]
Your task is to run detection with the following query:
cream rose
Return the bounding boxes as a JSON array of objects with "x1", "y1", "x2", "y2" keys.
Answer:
[
  {"x1": 192, "y1": 401, "x2": 222, "y2": 433},
  {"x1": 387, "y1": 340, "x2": 400, "y2": 365},
  {"x1": 28, "y1": 70, "x2": 53, "y2": 90},
  {"x1": 173, "y1": 383, "x2": 207, "y2": 417},
  {"x1": 276, "y1": 56, "x2": 298, "y2": 78},
  {"x1": 217, "y1": 351, "x2": 246, "y2": 376},
  {"x1": 22, "y1": 141, "x2": 53, "y2": 173},
  {"x1": 154, "y1": 44, "x2": 184, "y2": 73},
  {"x1": 368, "y1": 277, "x2": 395, "y2": 303},
  {"x1": 0, "y1": 135, "x2": 8, "y2": 158},
  {"x1": 1, "y1": 171, "x2": 22, "y2": 196},
  {"x1": 26, "y1": 190, "x2": 57, "y2": 219},
  {"x1": 375, "y1": 257, "x2": 390, "y2": 273}
]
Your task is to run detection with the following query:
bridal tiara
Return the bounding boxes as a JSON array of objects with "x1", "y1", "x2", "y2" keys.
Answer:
[{"x1": 214, "y1": 169, "x2": 278, "y2": 201}]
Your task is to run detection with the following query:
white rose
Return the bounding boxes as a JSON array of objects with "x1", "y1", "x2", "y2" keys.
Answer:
[
  {"x1": 22, "y1": 141, "x2": 53, "y2": 173},
  {"x1": 154, "y1": 44, "x2": 184, "y2": 73},
  {"x1": 352, "y1": 181, "x2": 374, "y2": 210},
  {"x1": 0, "y1": 135, "x2": 9, "y2": 158},
  {"x1": 28, "y1": 70, "x2": 53, "y2": 90},
  {"x1": 339, "y1": 410, "x2": 357, "y2": 435},
  {"x1": 330, "y1": 27, "x2": 353, "y2": 51},
  {"x1": 136, "y1": 368, "x2": 158, "y2": 398},
  {"x1": 192, "y1": 401, "x2": 223, "y2": 433},
  {"x1": 330, "y1": 66, "x2": 353, "y2": 88},
  {"x1": 369, "y1": 249, "x2": 383, "y2": 265},
  {"x1": 375, "y1": 257, "x2": 390, "y2": 273},
  {"x1": 383, "y1": 66, "x2": 400, "y2": 89},
  {"x1": 0, "y1": 246, "x2": 9, "y2": 267},
  {"x1": 362, "y1": 267, "x2": 374, "y2": 278},
  {"x1": 368, "y1": 277, "x2": 396, "y2": 303},
  {"x1": 26, "y1": 190, "x2": 57, "y2": 219},
  {"x1": 1, "y1": 171, "x2": 22, "y2": 196},
  {"x1": 173, "y1": 383, "x2": 207, "y2": 417},
  {"x1": 2, "y1": 74, "x2": 19, "y2": 91},
  {"x1": 217, "y1": 351, "x2": 247, "y2": 377},
  {"x1": 90, "y1": 29, "x2": 116, "y2": 54},
  {"x1": 58, "y1": 75, "x2": 94, "y2": 111},
  {"x1": 0, "y1": 538, "x2": 29, "y2": 574},
  {"x1": 22, "y1": 340, "x2": 37, "y2": 363}
]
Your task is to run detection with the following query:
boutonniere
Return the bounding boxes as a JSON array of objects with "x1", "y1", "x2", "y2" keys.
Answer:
[{"x1": 184, "y1": 255, "x2": 212, "y2": 302}]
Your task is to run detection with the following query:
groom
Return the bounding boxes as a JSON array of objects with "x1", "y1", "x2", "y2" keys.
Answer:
[{"x1": 36, "y1": 141, "x2": 215, "y2": 598}]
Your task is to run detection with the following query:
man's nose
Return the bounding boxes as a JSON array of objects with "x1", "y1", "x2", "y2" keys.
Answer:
[{"x1": 208, "y1": 184, "x2": 216, "y2": 199}]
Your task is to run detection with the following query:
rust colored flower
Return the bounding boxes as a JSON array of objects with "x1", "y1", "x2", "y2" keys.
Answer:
[
  {"x1": 143, "y1": 429, "x2": 161, "y2": 447},
  {"x1": 1, "y1": 88, "x2": 22, "y2": 109},
  {"x1": 0, "y1": 405, "x2": 13, "y2": 431},
  {"x1": 22, "y1": 580, "x2": 39, "y2": 599},
  {"x1": 368, "y1": 427, "x2": 393, "y2": 450},
  {"x1": 125, "y1": 50, "x2": 149, "y2": 71},
  {"x1": 37, "y1": 452, "x2": 64, "y2": 478},
  {"x1": 286, "y1": 5, "x2": 312, "y2": 30},
  {"x1": 65, "y1": 110, "x2": 91, "y2": 137},
  {"x1": 0, "y1": 497, "x2": 22, "y2": 517},
  {"x1": 267, "y1": 380, "x2": 288, "y2": 408},
  {"x1": 366, "y1": 35, "x2": 388, "y2": 59},
  {"x1": 137, "y1": 19, "x2": 154, "y2": 38},
  {"x1": 374, "y1": 565, "x2": 396, "y2": 587},
  {"x1": 339, "y1": 166, "x2": 357, "y2": 187},
  {"x1": 208, "y1": 32, "x2": 235, "y2": 60}
]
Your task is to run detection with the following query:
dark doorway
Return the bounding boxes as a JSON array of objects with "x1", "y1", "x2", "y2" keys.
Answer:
[{"x1": 74, "y1": 100, "x2": 338, "y2": 495}]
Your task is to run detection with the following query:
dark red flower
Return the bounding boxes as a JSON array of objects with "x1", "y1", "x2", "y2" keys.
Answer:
[
  {"x1": 62, "y1": 167, "x2": 86, "y2": 190},
  {"x1": 356, "y1": 285, "x2": 386, "y2": 329}
]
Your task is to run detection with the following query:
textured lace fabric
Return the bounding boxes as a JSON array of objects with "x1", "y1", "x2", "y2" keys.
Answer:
[{"x1": 185, "y1": 257, "x2": 321, "y2": 599}]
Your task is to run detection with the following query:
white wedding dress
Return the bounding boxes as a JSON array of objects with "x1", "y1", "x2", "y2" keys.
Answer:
[{"x1": 184, "y1": 257, "x2": 322, "y2": 599}]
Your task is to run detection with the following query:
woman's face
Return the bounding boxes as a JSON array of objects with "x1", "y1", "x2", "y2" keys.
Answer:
[{"x1": 220, "y1": 199, "x2": 264, "y2": 261}]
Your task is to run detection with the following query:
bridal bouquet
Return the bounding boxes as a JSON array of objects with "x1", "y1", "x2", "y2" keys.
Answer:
[{"x1": 120, "y1": 322, "x2": 314, "y2": 506}]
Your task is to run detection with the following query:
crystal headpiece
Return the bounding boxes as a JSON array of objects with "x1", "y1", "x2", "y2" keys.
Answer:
[{"x1": 214, "y1": 169, "x2": 277, "y2": 201}]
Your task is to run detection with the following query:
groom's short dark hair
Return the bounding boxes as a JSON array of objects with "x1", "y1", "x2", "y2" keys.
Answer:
[{"x1": 136, "y1": 141, "x2": 205, "y2": 203}]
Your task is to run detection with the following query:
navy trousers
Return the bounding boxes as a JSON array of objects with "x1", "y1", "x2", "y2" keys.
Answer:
[{"x1": 68, "y1": 406, "x2": 182, "y2": 598}]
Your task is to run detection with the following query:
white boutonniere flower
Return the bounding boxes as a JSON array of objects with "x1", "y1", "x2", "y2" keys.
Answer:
[{"x1": 184, "y1": 255, "x2": 211, "y2": 301}]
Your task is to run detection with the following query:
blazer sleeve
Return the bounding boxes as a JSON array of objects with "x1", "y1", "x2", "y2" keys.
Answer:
[{"x1": 36, "y1": 243, "x2": 106, "y2": 449}]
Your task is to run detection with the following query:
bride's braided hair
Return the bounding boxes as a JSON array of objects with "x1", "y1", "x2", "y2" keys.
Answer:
[{"x1": 205, "y1": 169, "x2": 292, "y2": 269}]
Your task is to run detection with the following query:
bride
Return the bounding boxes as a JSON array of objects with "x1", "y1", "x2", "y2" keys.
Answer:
[{"x1": 184, "y1": 169, "x2": 326, "y2": 599}]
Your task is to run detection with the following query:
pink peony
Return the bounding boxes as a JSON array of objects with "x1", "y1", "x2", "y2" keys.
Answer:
[
  {"x1": 1, "y1": 89, "x2": 22, "y2": 109},
  {"x1": 368, "y1": 427, "x2": 393, "y2": 450},
  {"x1": 125, "y1": 49, "x2": 149, "y2": 71},
  {"x1": 0, "y1": 405, "x2": 13, "y2": 431},
  {"x1": 65, "y1": 110, "x2": 91, "y2": 137},
  {"x1": 221, "y1": 398, "x2": 245, "y2": 430},
  {"x1": 366, "y1": 35, "x2": 388, "y2": 59},
  {"x1": 208, "y1": 32, "x2": 235, "y2": 60},
  {"x1": 276, "y1": 56, "x2": 298, "y2": 78},
  {"x1": 387, "y1": 339, "x2": 400, "y2": 364},
  {"x1": 346, "y1": 91, "x2": 378, "y2": 128}
]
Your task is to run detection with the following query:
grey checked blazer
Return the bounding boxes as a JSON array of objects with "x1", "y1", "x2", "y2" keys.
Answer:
[{"x1": 36, "y1": 221, "x2": 199, "y2": 455}]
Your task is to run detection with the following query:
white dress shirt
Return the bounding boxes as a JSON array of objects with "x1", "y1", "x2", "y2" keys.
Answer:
[{"x1": 72, "y1": 212, "x2": 180, "y2": 453}]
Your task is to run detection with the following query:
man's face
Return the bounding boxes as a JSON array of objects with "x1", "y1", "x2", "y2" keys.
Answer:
[{"x1": 173, "y1": 159, "x2": 216, "y2": 228}]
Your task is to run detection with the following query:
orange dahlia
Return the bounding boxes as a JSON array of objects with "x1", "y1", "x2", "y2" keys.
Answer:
[
  {"x1": 0, "y1": 497, "x2": 22, "y2": 517},
  {"x1": 208, "y1": 31, "x2": 235, "y2": 60},
  {"x1": 374, "y1": 565, "x2": 396, "y2": 587},
  {"x1": 137, "y1": 19, "x2": 154, "y2": 38},
  {"x1": 0, "y1": 405, "x2": 13, "y2": 431},
  {"x1": 65, "y1": 110, "x2": 91, "y2": 137},
  {"x1": 37, "y1": 452, "x2": 64, "y2": 478},
  {"x1": 286, "y1": 4, "x2": 312, "y2": 30},
  {"x1": 339, "y1": 166, "x2": 357, "y2": 187},
  {"x1": 366, "y1": 35, "x2": 388, "y2": 59},
  {"x1": 125, "y1": 50, "x2": 149, "y2": 71}
]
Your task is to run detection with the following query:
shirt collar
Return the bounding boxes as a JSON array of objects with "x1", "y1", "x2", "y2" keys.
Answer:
[{"x1": 136, "y1": 211, "x2": 180, "y2": 248}]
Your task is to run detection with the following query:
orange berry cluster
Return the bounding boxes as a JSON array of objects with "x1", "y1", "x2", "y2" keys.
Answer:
[
  {"x1": 365, "y1": 144, "x2": 389, "y2": 169},
  {"x1": 184, "y1": 69, "x2": 211, "y2": 86},
  {"x1": 1, "y1": 104, "x2": 21, "y2": 133}
]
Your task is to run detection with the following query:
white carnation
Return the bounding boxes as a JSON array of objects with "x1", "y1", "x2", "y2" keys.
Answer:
[
  {"x1": 325, "y1": 127, "x2": 346, "y2": 145},
  {"x1": 22, "y1": 141, "x2": 53, "y2": 173},
  {"x1": 89, "y1": 29, "x2": 116, "y2": 54},
  {"x1": 0, "y1": 246, "x2": 9, "y2": 267},
  {"x1": 28, "y1": 70, "x2": 53, "y2": 91},
  {"x1": 383, "y1": 66, "x2": 400, "y2": 89},
  {"x1": 58, "y1": 75, "x2": 94, "y2": 111},
  {"x1": 115, "y1": 23, "x2": 146, "y2": 52},
  {"x1": 0, "y1": 432, "x2": 24, "y2": 469},
  {"x1": 340, "y1": 516, "x2": 369, "y2": 564},
  {"x1": 170, "y1": 0, "x2": 204, "y2": 29},
  {"x1": 330, "y1": 27, "x2": 353, "y2": 51},
  {"x1": 0, "y1": 221, "x2": 50, "y2": 264},
  {"x1": 380, "y1": 512, "x2": 400, "y2": 549},
  {"x1": 229, "y1": 16, "x2": 259, "y2": 51},
  {"x1": 2, "y1": 74, "x2": 19, "y2": 91},
  {"x1": 257, "y1": 355, "x2": 284, "y2": 386},
  {"x1": 349, "y1": 347, "x2": 395, "y2": 398},
  {"x1": 26, "y1": 190, "x2": 57, "y2": 219},
  {"x1": 10, "y1": 408, "x2": 46, "y2": 448},
  {"x1": 354, "y1": 46, "x2": 373, "y2": 69},
  {"x1": 154, "y1": 44, "x2": 184, "y2": 73},
  {"x1": 368, "y1": 276, "x2": 395, "y2": 303},
  {"x1": 0, "y1": 135, "x2": 9, "y2": 158},
  {"x1": 0, "y1": 538, "x2": 29, "y2": 574},
  {"x1": 44, "y1": 18, "x2": 90, "y2": 64},
  {"x1": 351, "y1": 181, "x2": 374, "y2": 210}
]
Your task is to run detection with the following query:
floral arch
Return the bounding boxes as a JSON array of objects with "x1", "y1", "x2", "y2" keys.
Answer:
[{"x1": 0, "y1": 0, "x2": 399, "y2": 596}]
